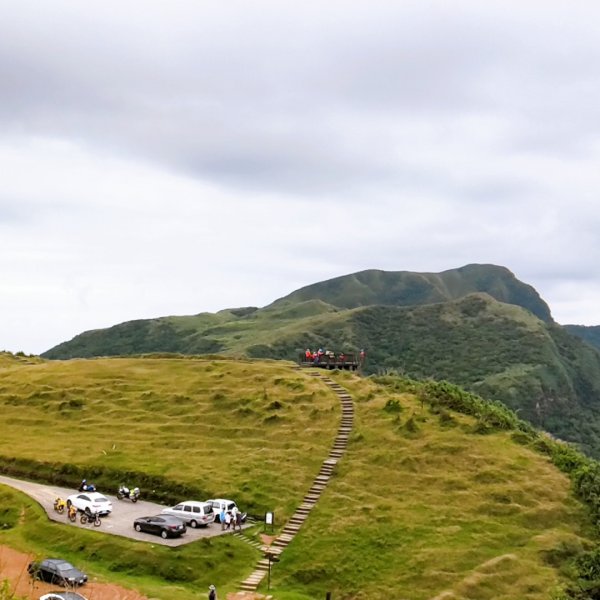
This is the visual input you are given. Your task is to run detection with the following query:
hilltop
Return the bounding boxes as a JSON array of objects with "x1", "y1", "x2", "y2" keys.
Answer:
[{"x1": 41, "y1": 264, "x2": 600, "y2": 458}]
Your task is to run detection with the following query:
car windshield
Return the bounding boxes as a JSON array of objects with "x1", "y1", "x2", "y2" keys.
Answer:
[{"x1": 55, "y1": 562, "x2": 75, "y2": 571}]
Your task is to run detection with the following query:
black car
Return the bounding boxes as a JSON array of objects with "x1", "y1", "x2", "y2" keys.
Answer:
[
  {"x1": 28, "y1": 559, "x2": 88, "y2": 586},
  {"x1": 133, "y1": 515, "x2": 187, "y2": 538}
]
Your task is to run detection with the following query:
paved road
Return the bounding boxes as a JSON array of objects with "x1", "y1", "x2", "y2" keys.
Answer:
[{"x1": 0, "y1": 475, "x2": 247, "y2": 547}]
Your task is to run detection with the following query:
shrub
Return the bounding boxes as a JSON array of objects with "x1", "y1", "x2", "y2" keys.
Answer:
[{"x1": 383, "y1": 398, "x2": 402, "y2": 413}]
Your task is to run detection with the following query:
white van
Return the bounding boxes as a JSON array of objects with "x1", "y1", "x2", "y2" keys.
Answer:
[
  {"x1": 207, "y1": 498, "x2": 240, "y2": 523},
  {"x1": 161, "y1": 501, "x2": 215, "y2": 528}
]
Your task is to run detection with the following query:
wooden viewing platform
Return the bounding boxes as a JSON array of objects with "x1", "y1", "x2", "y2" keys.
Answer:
[{"x1": 298, "y1": 352, "x2": 361, "y2": 371}]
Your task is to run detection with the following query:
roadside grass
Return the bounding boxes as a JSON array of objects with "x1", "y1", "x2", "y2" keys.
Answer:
[
  {"x1": 0, "y1": 357, "x2": 339, "y2": 521},
  {"x1": 267, "y1": 371, "x2": 594, "y2": 600}
]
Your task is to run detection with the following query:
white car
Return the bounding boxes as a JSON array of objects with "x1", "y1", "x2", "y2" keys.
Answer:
[{"x1": 66, "y1": 492, "x2": 112, "y2": 516}]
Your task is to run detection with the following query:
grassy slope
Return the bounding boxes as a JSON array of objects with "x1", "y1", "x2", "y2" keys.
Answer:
[
  {"x1": 41, "y1": 263, "x2": 552, "y2": 360},
  {"x1": 271, "y1": 371, "x2": 594, "y2": 600},
  {"x1": 269, "y1": 264, "x2": 552, "y2": 322},
  {"x1": 0, "y1": 357, "x2": 338, "y2": 519},
  {"x1": 0, "y1": 355, "x2": 595, "y2": 599},
  {"x1": 37, "y1": 291, "x2": 600, "y2": 459}
]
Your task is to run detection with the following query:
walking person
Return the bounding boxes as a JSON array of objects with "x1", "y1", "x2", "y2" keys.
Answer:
[
  {"x1": 224, "y1": 510, "x2": 232, "y2": 530},
  {"x1": 208, "y1": 584, "x2": 217, "y2": 600},
  {"x1": 219, "y1": 507, "x2": 226, "y2": 531},
  {"x1": 231, "y1": 505, "x2": 238, "y2": 531}
]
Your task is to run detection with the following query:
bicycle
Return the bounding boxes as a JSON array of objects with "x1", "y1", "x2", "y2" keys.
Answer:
[{"x1": 80, "y1": 511, "x2": 101, "y2": 527}]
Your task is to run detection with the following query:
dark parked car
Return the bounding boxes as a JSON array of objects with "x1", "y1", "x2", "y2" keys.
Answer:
[
  {"x1": 28, "y1": 559, "x2": 88, "y2": 586},
  {"x1": 133, "y1": 515, "x2": 186, "y2": 538}
]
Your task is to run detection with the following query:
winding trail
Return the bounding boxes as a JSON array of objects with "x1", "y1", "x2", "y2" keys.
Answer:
[{"x1": 238, "y1": 371, "x2": 354, "y2": 592}]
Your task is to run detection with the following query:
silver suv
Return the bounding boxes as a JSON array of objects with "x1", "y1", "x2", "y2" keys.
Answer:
[{"x1": 161, "y1": 501, "x2": 215, "y2": 528}]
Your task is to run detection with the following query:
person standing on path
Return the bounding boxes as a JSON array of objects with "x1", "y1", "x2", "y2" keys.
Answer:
[
  {"x1": 219, "y1": 507, "x2": 226, "y2": 531},
  {"x1": 224, "y1": 510, "x2": 232, "y2": 530},
  {"x1": 208, "y1": 584, "x2": 217, "y2": 600}
]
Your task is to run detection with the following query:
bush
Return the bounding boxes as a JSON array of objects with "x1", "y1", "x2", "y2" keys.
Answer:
[{"x1": 383, "y1": 398, "x2": 402, "y2": 413}]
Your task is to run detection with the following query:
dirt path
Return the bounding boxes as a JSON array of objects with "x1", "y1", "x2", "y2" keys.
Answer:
[{"x1": 0, "y1": 544, "x2": 148, "y2": 600}]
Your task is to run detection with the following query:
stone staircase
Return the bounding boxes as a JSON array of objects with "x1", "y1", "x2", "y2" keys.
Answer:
[{"x1": 238, "y1": 372, "x2": 354, "y2": 592}]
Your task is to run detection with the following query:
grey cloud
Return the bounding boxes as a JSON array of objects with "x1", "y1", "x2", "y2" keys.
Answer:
[{"x1": 1, "y1": 1, "x2": 600, "y2": 197}]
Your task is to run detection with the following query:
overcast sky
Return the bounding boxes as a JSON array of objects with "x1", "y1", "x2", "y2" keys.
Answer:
[{"x1": 2, "y1": 0, "x2": 600, "y2": 354}]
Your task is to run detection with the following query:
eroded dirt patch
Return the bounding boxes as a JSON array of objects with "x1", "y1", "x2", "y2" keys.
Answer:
[{"x1": 0, "y1": 544, "x2": 148, "y2": 600}]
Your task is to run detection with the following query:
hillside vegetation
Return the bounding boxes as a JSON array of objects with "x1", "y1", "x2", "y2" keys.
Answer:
[
  {"x1": 1, "y1": 354, "x2": 600, "y2": 598},
  {"x1": 566, "y1": 324, "x2": 600, "y2": 352},
  {"x1": 40, "y1": 264, "x2": 600, "y2": 458},
  {"x1": 274, "y1": 371, "x2": 596, "y2": 599},
  {"x1": 0, "y1": 356, "x2": 339, "y2": 518},
  {"x1": 271, "y1": 263, "x2": 553, "y2": 321}
]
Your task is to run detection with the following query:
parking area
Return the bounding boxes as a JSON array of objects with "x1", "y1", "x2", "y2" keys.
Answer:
[{"x1": 0, "y1": 475, "x2": 249, "y2": 546}]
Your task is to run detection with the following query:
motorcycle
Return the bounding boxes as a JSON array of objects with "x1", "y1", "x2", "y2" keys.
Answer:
[
  {"x1": 67, "y1": 505, "x2": 78, "y2": 522},
  {"x1": 78, "y1": 479, "x2": 97, "y2": 492},
  {"x1": 80, "y1": 511, "x2": 101, "y2": 527},
  {"x1": 53, "y1": 497, "x2": 66, "y2": 514},
  {"x1": 117, "y1": 484, "x2": 140, "y2": 502}
]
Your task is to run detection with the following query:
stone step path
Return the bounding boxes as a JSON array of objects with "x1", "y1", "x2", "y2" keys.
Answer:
[
  {"x1": 233, "y1": 531, "x2": 265, "y2": 551},
  {"x1": 238, "y1": 371, "x2": 354, "y2": 592}
]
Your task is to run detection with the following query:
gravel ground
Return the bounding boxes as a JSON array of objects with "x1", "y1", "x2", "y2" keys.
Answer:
[{"x1": 0, "y1": 475, "x2": 248, "y2": 546}]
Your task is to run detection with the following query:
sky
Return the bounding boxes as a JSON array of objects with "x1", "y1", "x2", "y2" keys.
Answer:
[{"x1": 2, "y1": 0, "x2": 600, "y2": 355}]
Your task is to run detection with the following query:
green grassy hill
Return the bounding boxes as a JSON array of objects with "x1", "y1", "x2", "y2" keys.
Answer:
[
  {"x1": 41, "y1": 264, "x2": 552, "y2": 361},
  {"x1": 40, "y1": 265, "x2": 600, "y2": 458},
  {"x1": 1, "y1": 355, "x2": 599, "y2": 599},
  {"x1": 271, "y1": 263, "x2": 553, "y2": 321}
]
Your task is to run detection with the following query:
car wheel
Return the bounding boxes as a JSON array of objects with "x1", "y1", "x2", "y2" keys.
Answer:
[
  {"x1": 190, "y1": 520, "x2": 198, "y2": 528},
  {"x1": 161, "y1": 530, "x2": 168, "y2": 539},
  {"x1": 134, "y1": 523, "x2": 142, "y2": 532}
]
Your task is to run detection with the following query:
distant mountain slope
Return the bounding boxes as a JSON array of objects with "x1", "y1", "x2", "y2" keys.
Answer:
[
  {"x1": 271, "y1": 263, "x2": 553, "y2": 321},
  {"x1": 565, "y1": 324, "x2": 600, "y2": 351}
]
